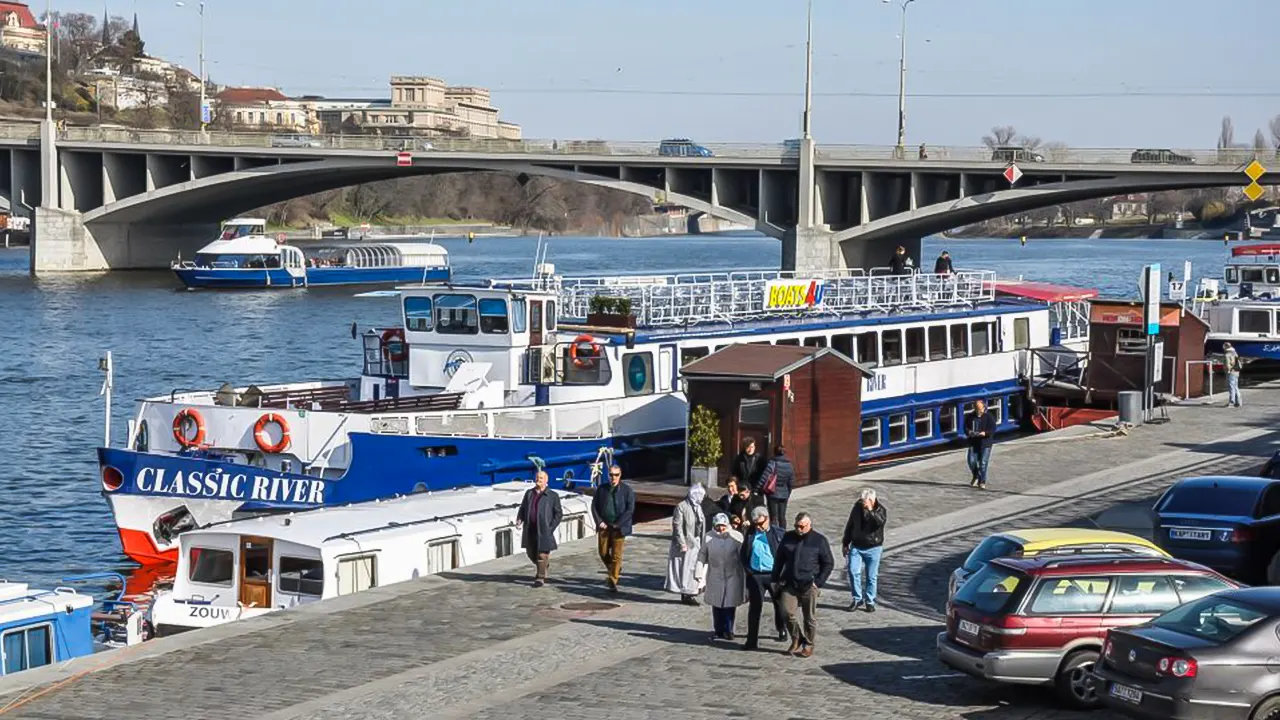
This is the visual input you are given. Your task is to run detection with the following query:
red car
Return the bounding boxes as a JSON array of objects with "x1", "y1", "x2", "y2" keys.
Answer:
[{"x1": 937, "y1": 554, "x2": 1238, "y2": 709}]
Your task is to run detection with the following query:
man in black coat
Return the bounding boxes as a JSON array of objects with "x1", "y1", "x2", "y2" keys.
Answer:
[
  {"x1": 590, "y1": 464, "x2": 636, "y2": 592},
  {"x1": 740, "y1": 505, "x2": 787, "y2": 650},
  {"x1": 719, "y1": 478, "x2": 765, "y2": 530},
  {"x1": 771, "y1": 512, "x2": 834, "y2": 658},
  {"x1": 756, "y1": 445, "x2": 794, "y2": 528},
  {"x1": 933, "y1": 250, "x2": 954, "y2": 275},
  {"x1": 966, "y1": 399, "x2": 998, "y2": 489},
  {"x1": 516, "y1": 470, "x2": 563, "y2": 588},
  {"x1": 888, "y1": 246, "x2": 913, "y2": 275},
  {"x1": 841, "y1": 488, "x2": 887, "y2": 612}
]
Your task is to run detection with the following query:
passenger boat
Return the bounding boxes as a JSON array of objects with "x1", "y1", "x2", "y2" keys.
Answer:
[
  {"x1": 0, "y1": 581, "x2": 94, "y2": 677},
  {"x1": 99, "y1": 262, "x2": 1074, "y2": 565},
  {"x1": 150, "y1": 482, "x2": 591, "y2": 636},
  {"x1": 171, "y1": 218, "x2": 450, "y2": 289},
  {"x1": 1190, "y1": 245, "x2": 1280, "y2": 362}
]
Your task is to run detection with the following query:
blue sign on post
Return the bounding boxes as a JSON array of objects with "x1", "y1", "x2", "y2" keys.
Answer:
[
  {"x1": 1142, "y1": 263, "x2": 1161, "y2": 335},
  {"x1": 200, "y1": 102, "x2": 211, "y2": 124}
]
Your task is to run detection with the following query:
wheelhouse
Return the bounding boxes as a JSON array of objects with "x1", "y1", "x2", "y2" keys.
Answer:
[{"x1": 1224, "y1": 244, "x2": 1280, "y2": 298}]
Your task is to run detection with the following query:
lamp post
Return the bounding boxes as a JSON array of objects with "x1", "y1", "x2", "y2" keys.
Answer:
[
  {"x1": 884, "y1": 0, "x2": 914, "y2": 156},
  {"x1": 44, "y1": 0, "x2": 52, "y2": 124},
  {"x1": 176, "y1": 1, "x2": 206, "y2": 132},
  {"x1": 801, "y1": 0, "x2": 813, "y2": 140}
]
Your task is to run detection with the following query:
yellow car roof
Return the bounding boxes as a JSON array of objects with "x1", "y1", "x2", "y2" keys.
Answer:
[{"x1": 1000, "y1": 528, "x2": 1168, "y2": 555}]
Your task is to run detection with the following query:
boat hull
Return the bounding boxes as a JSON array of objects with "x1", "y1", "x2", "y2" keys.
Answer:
[{"x1": 172, "y1": 266, "x2": 450, "y2": 289}]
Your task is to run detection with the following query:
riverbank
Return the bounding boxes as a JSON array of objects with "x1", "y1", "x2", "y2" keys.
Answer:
[{"x1": 946, "y1": 223, "x2": 1226, "y2": 240}]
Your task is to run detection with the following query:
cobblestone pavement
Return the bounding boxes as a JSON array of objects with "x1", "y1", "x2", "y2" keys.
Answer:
[{"x1": 2, "y1": 390, "x2": 1278, "y2": 720}]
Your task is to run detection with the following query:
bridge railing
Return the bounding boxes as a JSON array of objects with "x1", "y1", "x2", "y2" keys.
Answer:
[{"x1": 816, "y1": 144, "x2": 1277, "y2": 167}]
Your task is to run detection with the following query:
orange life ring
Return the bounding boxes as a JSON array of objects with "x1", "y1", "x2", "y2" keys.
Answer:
[
  {"x1": 254, "y1": 413, "x2": 291, "y2": 454},
  {"x1": 172, "y1": 409, "x2": 206, "y2": 449},
  {"x1": 382, "y1": 328, "x2": 408, "y2": 363},
  {"x1": 570, "y1": 334, "x2": 602, "y2": 369}
]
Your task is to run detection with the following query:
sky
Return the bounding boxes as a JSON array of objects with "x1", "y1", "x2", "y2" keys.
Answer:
[{"x1": 117, "y1": 0, "x2": 1280, "y2": 148}]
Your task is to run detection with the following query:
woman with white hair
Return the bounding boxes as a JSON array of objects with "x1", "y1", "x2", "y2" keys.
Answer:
[
  {"x1": 697, "y1": 512, "x2": 747, "y2": 640},
  {"x1": 665, "y1": 483, "x2": 707, "y2": 605}
]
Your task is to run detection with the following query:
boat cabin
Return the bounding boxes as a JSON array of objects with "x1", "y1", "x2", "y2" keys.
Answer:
[
  {"x1": 1223, "y1": 244, "x2": 1280, "y2": 298},
  {"x1": 191, "y1": 218, "x2": 300, "y2": 270},
  {"x1": 0, "y1": 582, "x2": 94, "y2": 676},
  {"x1": 150, "y1": 482, "x2": 592, "y2": 636}
]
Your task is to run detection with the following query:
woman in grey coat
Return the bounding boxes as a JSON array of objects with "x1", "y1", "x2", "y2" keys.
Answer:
[{"x1": 665, "y1": 483, "x2": 707, "y2": 605}]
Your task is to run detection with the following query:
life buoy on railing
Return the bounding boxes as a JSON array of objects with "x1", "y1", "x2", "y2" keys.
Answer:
[
  {"x1": 172, "y1": 409, "x2": 206, "y2": 449},
  {"x1": 381, "y1": 328, "x2": 408, "y2": 363},
  {"x1": 569, "y1": 334, "x2": 602, "y2": 369},
  {"x1": 253, "y1": 413, "x2": 291, "y2": 454}
]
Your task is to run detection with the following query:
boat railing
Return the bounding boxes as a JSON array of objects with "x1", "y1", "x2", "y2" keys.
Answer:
[{"x1": 369, "y1": 399, "x2": 648, "y2": 441}]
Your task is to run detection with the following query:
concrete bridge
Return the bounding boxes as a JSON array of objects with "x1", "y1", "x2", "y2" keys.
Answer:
[{"x1": 3, "y1": 120, "x2": 1274, "y2": 274}]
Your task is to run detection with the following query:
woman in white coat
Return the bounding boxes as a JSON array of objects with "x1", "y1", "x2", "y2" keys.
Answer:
[
  {"x1": 697, "y1": 513, "x2": 746, "y2": 640},
  {"x1": 665, "y1": 483, "x2": 707, "y2": 605}
]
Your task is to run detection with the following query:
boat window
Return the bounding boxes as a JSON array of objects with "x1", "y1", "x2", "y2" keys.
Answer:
[
  {"x1": 776, "y1": 338, "x2": 800, "y2": 346},
  {"x1": 888, "y1": 413, "x2": 909, "y2": 444},
  {"x1": 970, "y1": 323, "x2": 991, "y2": 356},
  {"x1": 962, "y1": 401, "x2": 976, "y2": 428},
  {"x1": 914, "y1": 409, "x2": 933, "y2": 440},
  {"x1": 337, "y1": 555, "x2": 377, "y2": 595},
  {"x1": 623, "y1": 352, "x2": 654, "y2": 396},
  {"x1": 740, "y1": 398, "x2": 771, "y2": 426},
  {"x1": 511, "y1": 298, "x2": 527, "y2": 333},
  {"x1": 803, "y1": 335, "x2": 827, "y2": 348},
  {"x1": 940, "y1": 405, "x2": 958, "y2": 434},
  {"x1": 1116, "y1": 327, "x2": 1148, "y2": 355},
  {"x1": 861, "y1": 418, "x2": 882, "y2": 450},
  {"x1": 495, "y1": 528, "x2": 514, "y2": 558},
  {"x1": 1242, "y1": 267, "x2": 1266, "y2": 283},
  {"x1": 1225, "y1": 267, "x2": 1239, "y2": 284},
  {"x1": 189, "y1": 547, "x2": 234, "y2": 586},
  {"x1": 425, "y1": 539, "x2": 460, "y2": 573},
  {"x1": 1014, "y1": 318, "x2": 1030, "y2": 350},
  {"x1": 881, "y1": 330, "x2": 903, "y2": 366},
  {"x1": 433, "y1": 294, "x2": 479, "y2": 335},
  {"x1": 546, "y1": 301, "x2": 557, "y2": 330},
  {"x1": 1239, "y1": 309, "x2": 1272, "y2": 334},
  {"x1": 854, "y1": 332, "x2": 879, "y2": 367},
  {"x1": 479, "y1": 298, "x2": 510, "y2": 334},
  {"x1": 1008, "y1": 395, "x2": 1022, "y2": 424},
  {"x1": 927, "y1": 325, "x2": 948, "y2": 360},
  {"x1": 831, "y1": 333, "x2": 853, "y2": 359},
  {"x1": 680, "y1": 346, "x2": 709, "y2": 366},
  {"x1": 905, "y1": 328, "x2": 926, "y2": 363},
  {"x1": 2, "y1": 625, "x2": 51, "y2": 675},
  {"x1": 530, "y1": 302, "x2": 543, "y2": 335},
  {"x1": 555, "y1": 515, "x2": 586, "y2": 544},
  {"x1": 561, "y1": 342, "x2": 613, "y2": 385},
  {"x1": 950, "y1": 324, "x2": 969, "y2": 357},
  {"x1": 278, "y1": 556, "x2": 324, "y2": 597},
  {"x1": 988, "y1": 398, "x2": 1004, "y2": 424},
  {"x1": 220, "y1": 224, "x2": 258, "y2": 240},
  {"x1": 1269, "y1": 268, "x2": 1280, "y2": 285}
]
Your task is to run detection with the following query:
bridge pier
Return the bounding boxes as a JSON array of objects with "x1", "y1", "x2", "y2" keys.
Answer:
[
  {"x1": 839, "y1": 234, "x2": 921, "y2": 273},
  {"x1": 32, "y1": 209, "x2": 214, "y2": 274}
]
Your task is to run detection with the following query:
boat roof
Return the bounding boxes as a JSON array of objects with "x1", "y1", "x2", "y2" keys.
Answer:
[
  {"x1": 0, "y1": 582, "x2": 93, "y2": 624},
  {"x1": 183, "y1": 482, "x2": 587, "y2": 548},
  {"x1": 197, "y1": 235, "x2": 278, "y2": 255},
  {"x1": 995, "y1": 280, "x2": 1098, "y2": 303},
  {"x1": 1231, "y1": 244, "x2": 1280, "y2": 257},
  {"x1": 223, "y1": 217, "x2": 266, "y2": 226}
]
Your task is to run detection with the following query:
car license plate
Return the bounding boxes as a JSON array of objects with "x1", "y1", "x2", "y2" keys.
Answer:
[
  {"x1": 1170, "y1": 528, "x2": 1212, "y2": 541},
  {"x1": 1110, "y1": 683, "x2": 1142, "y2": 704},
  {"x1": 958, "y1": 619, "x2": 980, "y2": 636}
]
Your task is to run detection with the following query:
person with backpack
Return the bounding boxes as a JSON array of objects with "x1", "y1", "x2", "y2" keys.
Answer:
[
  {"x1": 755, "y1": 445, "x2": 794, "y2": 528},
  {"x1": 1224, "y1": 342, "x2": 1243, "y2": 408}
]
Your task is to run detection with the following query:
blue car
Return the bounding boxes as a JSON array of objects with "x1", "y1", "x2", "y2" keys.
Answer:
[
  {"x1": 658, "y1": 138, "x2": 713, "y2": 157},
  {"x1": 1153, "y1": 475, "x2": 1280, "y2": 584}
]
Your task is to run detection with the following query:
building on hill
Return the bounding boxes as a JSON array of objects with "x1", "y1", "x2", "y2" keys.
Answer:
[
  {"x1": 0, "y1": 2, "x2": 45, "y2": 56},
  {"x1": 214, "y1": 86, "x2": 316, "y2": 133},
  {"x1": 314, "y1": 74, "x2": 520, "y2": 140}
]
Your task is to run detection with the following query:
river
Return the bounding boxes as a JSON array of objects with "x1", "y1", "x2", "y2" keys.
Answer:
[{"x1": 0, "y1": 235, "x2": 1234, "y2": 590}]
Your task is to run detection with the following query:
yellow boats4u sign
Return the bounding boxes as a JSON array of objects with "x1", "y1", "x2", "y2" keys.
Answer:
[{"x1": 764, "y1": 279, "x2": 826, "y2": 309}]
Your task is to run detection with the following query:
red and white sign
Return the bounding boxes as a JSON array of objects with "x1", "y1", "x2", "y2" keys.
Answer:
[
  {"x1": 1003, "y1": 163, "x2": 1022, "y2": 186},
  {"x1": 396, "y1": 152, "x2": 412, "y2": 167}
]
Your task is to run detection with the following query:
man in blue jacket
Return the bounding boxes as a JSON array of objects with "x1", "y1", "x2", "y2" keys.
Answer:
[
  {"x1": 591, "y1": 464, "x2": 635, "y2": 592},
  {"x1": 739, "y1": 505, "x2": 787, "y2": 651},
  {"x1": 966, "y1": 399, "x2": 998, "y2": 489}
]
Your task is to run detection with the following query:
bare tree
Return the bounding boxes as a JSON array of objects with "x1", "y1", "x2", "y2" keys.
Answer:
[
  {"x1": 1016, "y1": 135, "x2": 1043, "y2": 151},
  {"x1": 1271, "y1": 115, "x2": 1280, "y2": 150},
  {"x1": 982, "y1": 126, "x2": 1018, "y2": 149},
  {"x1": 1041, "y1": 141, "x2": 1070, "y2": 162},
  {"x1": 1218, "y1": 116, "x2": 1236, "y2": 150},
  {"x1": 1255, "y1": 129, "x2": 1270, "y2": 151}
]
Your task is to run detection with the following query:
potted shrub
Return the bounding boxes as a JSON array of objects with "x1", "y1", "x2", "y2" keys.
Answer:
[
  {"x1": 586, "y1": 295, "x2": 637, "y2": 329},
  {"x1": 687, "y1": 404, "x2": 722, "y2": 488}
]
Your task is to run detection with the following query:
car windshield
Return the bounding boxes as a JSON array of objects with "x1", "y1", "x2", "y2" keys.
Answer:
[
  {"x1": 1158, "y1": 484, "x2": 1261, "y2": 516},
  {"x1": 961, "y1": 536, "x2": 1022, "y2": 573},
  {"x1": 952, "y1": 564, "x2": 1027, "y2": 615},
  {"x1": 1152, "y1": 596, "x2": 1269, "y2": 644}
]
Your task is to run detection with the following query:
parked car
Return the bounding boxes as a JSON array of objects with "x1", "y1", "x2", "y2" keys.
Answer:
[
  {"x1": 658, "y1": 138, "x2": 713, "y2": 158},
  {"x1": 1259, "y1": 452, "x2": 1280, "y2": 479},
  {"x1": 949, "y1": 528, "x2": 1168, "y2": 599},
  {"x1": 991, "y1": 146, "x2": 1044, "y2": 163},
  {"x1": 270, "y1": 134, "x2": 323, "y2": 148},
  {"x1": 1130, "y1": 148, "x2": 1196, "y2": 165},
  {"x1": 1153, "y1": 475, "x2": 1280, "y2": 584},
  {"x1": 1094, "y1": 586, "x2": 1280, "y2": 719},
  {"x1": 938, "y1": 555, "x2": 1237, "y2": 710}
]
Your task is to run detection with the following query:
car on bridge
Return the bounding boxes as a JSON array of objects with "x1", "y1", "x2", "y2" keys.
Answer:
[
  {"x1": 270, "y1": 134, "x2": 323, "y2": 149},
  {"x1": 991, "y1": 146, "x2": 1045, "y2": 163},
  {"x1": 658, "y1": 138, "x2": 713, "y2": 158},
  {"x1": 1130, "y1": 148, "x2": 1196, "y2": 165},
  {"x1": 1153, "y1": 475, "x2": 1280, "y2": 583}
]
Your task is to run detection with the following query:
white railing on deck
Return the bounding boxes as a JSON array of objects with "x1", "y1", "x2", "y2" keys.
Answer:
[{"x1": 371, "y1": 400, "x2": 627, "y2": 441}]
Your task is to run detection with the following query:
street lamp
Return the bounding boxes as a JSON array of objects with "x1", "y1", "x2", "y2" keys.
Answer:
[
  {"x1": 801, "y1": 0, "x2": 813, "y2": 140},
  {"x1": 175, "y1": 1, "x2": 206, "y2": 132},
  {"x1": 44, "y1": 0, "x2": 52, "y2": 124},
  {"x1": 883, "y1": 0, "x2": 914, "y2": 155}
]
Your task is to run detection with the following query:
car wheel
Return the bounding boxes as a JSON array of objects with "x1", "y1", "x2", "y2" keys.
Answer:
[
  {"x1": 1253, "y1": 697, "x2": 1280, "y2": 720},
  {"x1": 1054, "y1": 650, "x2": 1101, "y2": 710}
]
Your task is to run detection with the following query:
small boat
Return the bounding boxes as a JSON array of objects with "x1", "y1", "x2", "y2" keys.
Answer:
[
  {"x1": 171, "y1": 218, "x2": 450, "y2": 289},
  {"x1": 149, "y1": 481, "x2": 591, "y2": 636},
  {"x1": 0, "y1": 581, "x2": 95, "y2": 676}
]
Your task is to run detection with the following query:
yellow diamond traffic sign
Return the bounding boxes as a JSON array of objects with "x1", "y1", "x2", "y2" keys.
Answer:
[
  {"x1": 1245, "y1": 159, "x2": 1267, "y2": 182},
  {"x1": 1244, "y1": 182, "x2": 1266, "y2": 202}
]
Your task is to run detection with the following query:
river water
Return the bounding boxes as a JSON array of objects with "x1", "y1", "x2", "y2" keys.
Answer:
[{"x1": 0, "y1": 235, "x2": 1234, "y2": 590}]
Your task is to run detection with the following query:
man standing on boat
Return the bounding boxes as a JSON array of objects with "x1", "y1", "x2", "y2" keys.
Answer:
[
  {"x1": 592, "y1": 465, "x2": 636, "y2": 592},
  {"x1": 933, "y1": 251, "x2": 954, "y2": 276},
  {"x1": 966, "y1": 400, "x2": 998, "y2": 489},
  {"x1": 516, "y1": 470, "x2": 563, "y2": 588},
  {"x1": 889, "y1": 246, "x2": 913, "y2": 275},
  {"x1": 1224, "y1": 342, "x2": 1243, "y2": 408}
]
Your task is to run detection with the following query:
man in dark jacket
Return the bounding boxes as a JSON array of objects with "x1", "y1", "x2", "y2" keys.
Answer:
[
  {"x1": 933, "y1": 250, "x2": 953, "y2": 275},
  {"x1": 516, "y1": 470, "x2": 563, "y2": 587},
  {"x1": 740, "y1": 505, "x2": 787, "y2": 650},
  {"x1": 841, "y1": 488, "x2": 887, "y2": 612},
  {"x1": 719, "y1": 478, "x2": 765, "y2": 530},
  {"x1": 966, "y1": 399, "x2": 998, "y2": 489},
  {"x1": 756, "y1": 446, "x2": 794, "y2": 528},
  {"x1": 732, "y1": 437, "x2": 765, "y2": 494},
  {"x1": 590, "y1": 464, "x2": 635, "y2": 592},
  {"x1": 771, "y1": 512, "x2": 834, "y2": 658},
  {"x1": 888, "y1": 246, "x2": 913, "y2": 275}
]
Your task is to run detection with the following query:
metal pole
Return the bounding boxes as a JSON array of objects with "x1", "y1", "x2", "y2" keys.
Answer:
[
  {"x1": 895, "y1": 0, "x2": 913, "y2": 155},
  {"x1": 44, "y1": 0, "x2": 52, "y2": 123},
  {"x1": 198, "y1": 1, "x2": 206, "y2": 134},
  {"x1": 100, "y1": 351, "x2": 113, "y2": 447},
  {"x1": 801, "y1": 0, "x2": 813, "y2": 140}
]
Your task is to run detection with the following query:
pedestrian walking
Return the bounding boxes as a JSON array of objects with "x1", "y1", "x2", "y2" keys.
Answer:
[
  {"x1": 590, "y1": 464, "x2": 635, "y2": 592},
  {"x1": 771, "y1": 512, "x2": 834, "y2": 658},
  {"x1": 1224, "y1": 342, "x2": 1243, "y2": 407},
  {"x1": 756, "y1": 445, "x2": 794, "y2": 528},
  {"x1": 721, "y1": 478, "x2": 764, "y2": 530},
  {"x1": 740, "y1": 505, "x2": 787, "y2": 650},
  {"x1": 933, "y1": 250, "x2": 953, "y2": 275},
  {"x1": 697, "y1": 513, "x2": 746, "y2": 640},
  {"x1": 966, "y1": 399, "x2": 997, "y2": 489},
  {"x1": 515, "y1": 470, "x2": 563, "y2": 587},
  {"x1": 841, "y1": 488, "x2": 887, "y2": 612},
  {"x1": 732, "y1": 438, "x2": 765, "y2": 493},
  {"x1": 666, "y1": 483, "x2": 707, "y2": 605}
]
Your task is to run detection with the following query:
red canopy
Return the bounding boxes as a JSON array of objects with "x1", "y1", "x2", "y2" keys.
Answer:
[
  {"x1": 1231, "y1": 244, "x2": 1280, "y2": 257},
  {"x1": 995, "y1": 281, "x2": 1099, "y2": 303}
]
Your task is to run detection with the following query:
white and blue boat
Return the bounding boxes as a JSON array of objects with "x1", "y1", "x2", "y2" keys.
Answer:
[
  {"x1": 0, "y1": 581, "x2": 94, "y2": 677},
  {"x1": 171, "y1": 218, "x2": 450, "y2": 289},
  {"x1": 98, "y1": 263, "x2": 1075, "y2": 565}
]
